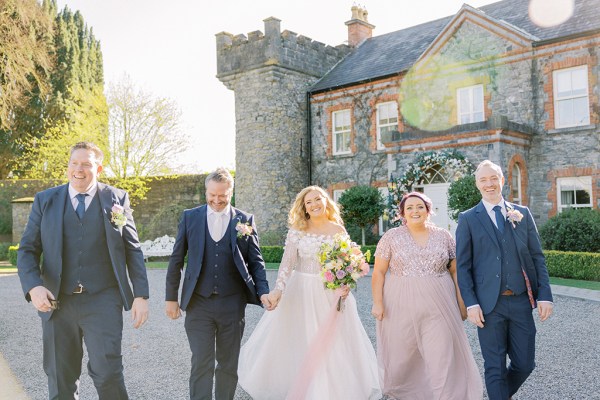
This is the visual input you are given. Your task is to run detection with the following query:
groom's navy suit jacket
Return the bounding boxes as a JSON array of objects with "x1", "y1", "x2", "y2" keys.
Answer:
[
  {"x1": 17, "y1": 182, "x2": 149, "y2": 321},
  {"x1": 165, "y1": 205, "x2": 269, "y2": 310},
  {"x1": 456, "y1": 201, "x2": 553, "y2": 314}
]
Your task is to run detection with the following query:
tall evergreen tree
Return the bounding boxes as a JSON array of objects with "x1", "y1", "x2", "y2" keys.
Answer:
[
  {"x1": 0, "y1": 0, "x2": 54, "y2": 177},
  {"x1": 10, "y1": 1, "x2": 108, "y2": 178}
]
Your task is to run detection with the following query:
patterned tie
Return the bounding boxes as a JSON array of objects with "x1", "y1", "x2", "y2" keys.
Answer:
[
  {"x1": 493, "y1": 205, "x2": 505, "y2": 234},
  {"x1": 75, "y1": 193, "x2": 88, "y2": 220}
]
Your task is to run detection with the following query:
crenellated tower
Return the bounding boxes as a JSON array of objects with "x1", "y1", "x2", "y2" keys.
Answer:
[{"x1": 216, "y1": 17, "x2": 351, "y2": 239}]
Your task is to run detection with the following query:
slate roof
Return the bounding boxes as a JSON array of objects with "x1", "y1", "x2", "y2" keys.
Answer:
[{"x1": 310, "y1": 0, "x2": 600, "y2": 93}]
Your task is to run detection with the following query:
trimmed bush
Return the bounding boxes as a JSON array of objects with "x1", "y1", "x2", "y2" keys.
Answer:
[
  {"x1": 8, "y1": 244, "x2": 18, "y2": 266},
  {"x1": 447, "y1": 175, "x2": 481, "y2": 222},
  {"x1": 544, "y1": 250, "x2": 600, "y2": 281},
  {"x1": 540, "y1": 208, "x2": 600, "y2": 252},
  {"x1": 261, "y1": 246, "x2": 284, "y2": 263},
  {"x1": 0, "y1": 242, "x2": 11, "y2": 261}
]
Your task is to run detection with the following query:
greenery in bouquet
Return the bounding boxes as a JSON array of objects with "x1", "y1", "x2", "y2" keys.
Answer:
[{"x1": 318, "y1": 233, "x2": 371, "y2": 291}]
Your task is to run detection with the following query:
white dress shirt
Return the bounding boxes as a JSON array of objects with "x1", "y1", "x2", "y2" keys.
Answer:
[
  {"x1": 68, "y1": 184, "x2": 97, "y2": 212},
  {"x1": 207, "y1": 204, "x2": 232, "y2": 242},
  {"x1": 481, "y1": 198, "x2": 506, "y2": 229}
]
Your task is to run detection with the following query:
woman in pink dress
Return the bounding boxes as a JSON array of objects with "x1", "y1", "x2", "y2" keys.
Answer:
[{"x1": 371, "y1": 192, "x2": 482, "y2": 400}]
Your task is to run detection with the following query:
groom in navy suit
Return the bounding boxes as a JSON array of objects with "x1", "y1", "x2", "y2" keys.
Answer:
[
  {"x1": 457, "y1": 160, "x2": 553, "y2": 400},
  {"x1": 165, "y1": 167, "x2": 271, "y2": 400},
  {"x1": 18, "y1": 142, "x2": 149, "y2": 399}
]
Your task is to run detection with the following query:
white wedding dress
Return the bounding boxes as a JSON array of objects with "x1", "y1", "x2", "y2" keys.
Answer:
[{"x1": 238, "y1": 229, "x2": 381, "y2": 400}]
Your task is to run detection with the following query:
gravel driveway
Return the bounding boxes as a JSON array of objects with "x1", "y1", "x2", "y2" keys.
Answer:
[{"x1": 1, "y1": 269, "x2": 599, "y2": 399}]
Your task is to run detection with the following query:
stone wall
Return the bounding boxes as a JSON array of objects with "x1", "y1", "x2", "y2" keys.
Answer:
[
  {"x1": 1, "y1": 175, "x2": 205, "y2": 243},
  {"x1": 11, "y1": 198, "x2": 33, "y2": 244},
  {"x1": 217, "y1": 17, "x2": 350, "y2": 236}
]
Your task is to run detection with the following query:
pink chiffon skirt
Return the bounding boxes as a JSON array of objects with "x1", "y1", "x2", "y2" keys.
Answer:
[{"x1": 377, "y1": 273, "x2": 483, "y2": 400}]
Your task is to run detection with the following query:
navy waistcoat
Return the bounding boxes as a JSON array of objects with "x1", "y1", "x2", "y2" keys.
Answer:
[
  {"x1": 195, "y1": 220, "x2": 245, "y2": 297},
  {"x1": 60, "y1": 193, "x2": 118, "y2": 294},
  {"x1": 493, "y1": 218, "x2": 526, "y2": 295}
]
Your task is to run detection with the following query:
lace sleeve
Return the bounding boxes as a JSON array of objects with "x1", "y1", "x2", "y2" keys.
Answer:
[{"x1": 274, "y1": 229, "x2": 301, "y2": 292}]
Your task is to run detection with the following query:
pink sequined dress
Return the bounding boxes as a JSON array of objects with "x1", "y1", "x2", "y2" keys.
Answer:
[
  {"x1": 375, "y1": 225, "x2": 482, "y2": 400},
  {"x1": 238, "y1": 229, "x2": 381, "y2": 400}
]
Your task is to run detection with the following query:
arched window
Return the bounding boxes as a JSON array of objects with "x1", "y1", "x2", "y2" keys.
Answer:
[{"x1": 511, "y1": 164, "x2": 522, "y2": 204}]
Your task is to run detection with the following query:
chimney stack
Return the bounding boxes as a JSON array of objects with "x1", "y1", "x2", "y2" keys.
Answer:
[{"x1": 345, "y1": 5, "x2": 375, "y2": 47}]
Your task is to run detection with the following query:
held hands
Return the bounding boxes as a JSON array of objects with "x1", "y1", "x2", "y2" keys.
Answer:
[
  {"x1": 165, "y1": 301, "x2": 182, "y2": 320},
  {"x1": 264, "y1": 289, "x2": 282, "y2": 311},
  {"x1": 131, "y1": 297, "x2": 149, "y2": 329},
  {"x1": 467, "y1": 305, "x2": 485, "y2": 328},
  {"x1": 28, "y1": 286, "x2": 55, "y2": 312}
]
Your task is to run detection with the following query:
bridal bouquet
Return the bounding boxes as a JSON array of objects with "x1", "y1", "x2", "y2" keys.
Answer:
[{"x1": 318, "y1": 233, "x2": 371, "y2": 310}]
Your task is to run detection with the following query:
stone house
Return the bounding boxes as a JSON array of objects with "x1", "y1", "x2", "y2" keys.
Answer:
[{"x1": 216, "y1": 0, "x2": 599, "y2": 239}]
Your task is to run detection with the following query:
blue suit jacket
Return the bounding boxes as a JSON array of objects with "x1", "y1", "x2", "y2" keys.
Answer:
[
  {"x1": 165, "y1": 205, "x2": 269, "y2": 310},
  {"x1": 456, "y1": 201, "x2": 553, "y2": 314},
  {"x1": 17, "y1": 183, "x2": 150, "y2": 321}
]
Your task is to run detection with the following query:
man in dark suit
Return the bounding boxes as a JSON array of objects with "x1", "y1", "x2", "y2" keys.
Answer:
[
  {"x1": 165, "y1": 167, "x2": 271, "y2": 400},
  {"x1": 17, "y1": 142, "x2": 149, "y2": 400},
  {"x1": 456, "y1": 160, "x2": 553, "y2": 400}
]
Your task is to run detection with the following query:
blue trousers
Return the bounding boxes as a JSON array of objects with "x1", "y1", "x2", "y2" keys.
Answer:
[{"x1": 478, "y1": 293, "x2": 536, "y2": 400}]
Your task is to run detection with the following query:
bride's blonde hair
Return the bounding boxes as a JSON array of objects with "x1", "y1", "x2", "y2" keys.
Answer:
[{"x1": 288, "y1": 186, "x2": 343, "y2": 230}]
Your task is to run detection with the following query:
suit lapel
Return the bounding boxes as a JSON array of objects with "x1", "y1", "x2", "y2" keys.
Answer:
[
  {"x1": 230, "y1": 208, "x2": 242, "y2": 252},
  {"x1": 49, "y1": 185, "x2": 68, "y2": 257},
  {"x1": 474, "y1": 201, "x2": 498, "y2": 244},
  {"x1": 197, "y1": 205, "x2": 207, "y2": 251},
  {"x1": 98, "y1": 183, "x2": 118, "y2": 236}
]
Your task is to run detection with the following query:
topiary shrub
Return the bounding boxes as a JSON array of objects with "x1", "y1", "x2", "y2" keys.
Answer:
[
  {"x1": 540, "y1": 208, "x2": 600, "y2": 253},
  {"x1": 339, "y1": 186, "x2": 385, "y2": 246},
  {"x1": 447, "y1": 174, "x2": 481, "y2": 222}
]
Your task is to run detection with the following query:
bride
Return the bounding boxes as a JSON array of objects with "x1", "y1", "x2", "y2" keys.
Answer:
[{"x1": 238, "y1": 186, "x2": 381, "y2": 400}]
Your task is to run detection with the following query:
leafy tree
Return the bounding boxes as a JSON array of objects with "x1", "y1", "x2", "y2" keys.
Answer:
[
  {"x1": 447, "y1": 174, "x2": 481, "y2": 222},
  {"x1": 0, "y1": 0, "x2": 54, "y2": 176},
  {"x1": 3, "y1": 0, "x2": 107, "y2": 178},
  {"x1": 540, "y1": 208, "x2": 600, "y2": 253},
  {"x1": 107, "y1": 75, "x2": 187, "y2": 178},
  {"x1": 338, "y1": 185, "x2": 385, "y2": 246}
]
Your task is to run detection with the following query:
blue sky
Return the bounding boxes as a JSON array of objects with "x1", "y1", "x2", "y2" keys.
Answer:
[{"x1": 56, "y1": 0, "x2": 509, "y2": 173}]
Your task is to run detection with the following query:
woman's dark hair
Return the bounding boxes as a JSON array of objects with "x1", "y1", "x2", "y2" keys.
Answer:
[{"x1": 398, "y1": 191, "x2": 433, "y2": 218}]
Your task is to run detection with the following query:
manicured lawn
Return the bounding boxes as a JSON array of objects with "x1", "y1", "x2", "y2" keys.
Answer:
[{"x1": 549, "y1": 277, "x2": 600, "y2": 291}]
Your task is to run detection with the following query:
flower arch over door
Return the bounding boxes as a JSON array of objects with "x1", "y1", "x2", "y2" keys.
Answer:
[{"x1": 388, "y1": 150, "x2": 474, "y2": 221}]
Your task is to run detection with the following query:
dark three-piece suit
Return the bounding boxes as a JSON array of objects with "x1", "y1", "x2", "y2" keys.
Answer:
[
  {"x1": 457, "y1": 200, "x2": 553, "y2": 400},
  {"x1": 18, "y1": 183, "x2": 149, "y2": 400},
  {"x1": 166, "y1": 204, "x2": 269, "y2": 400}
]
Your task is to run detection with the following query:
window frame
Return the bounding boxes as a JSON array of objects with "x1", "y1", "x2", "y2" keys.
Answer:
[
  {"x1": 556, "y1": 176, "x2": 593, "y2": 211},
  {"x1": 457, "y1": 84, "x2": 484, "y2": 125},
  {"x1": 375, "y1": 102, "x2": 399, "y2": 150},
  {"x1": 377, "y1": 187, "x2": 390, "y2": 236},
  {"x1": 553, "y1": 65, "x2": 590, "y2": 129},
  {"x1": 332, "y1": 109, "x2": 352, "y2": 155},
  {"x1": 511, "y1": 164, "x2": 522, "y2": 205},
  {"x1": 333, "y1": 189, "x2": 346, "y2": 204}
]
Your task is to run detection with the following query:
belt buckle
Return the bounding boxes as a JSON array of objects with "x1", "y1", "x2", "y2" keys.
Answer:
[{"x1": 73, "y1": 284, "x2": 85, "y2": 294}]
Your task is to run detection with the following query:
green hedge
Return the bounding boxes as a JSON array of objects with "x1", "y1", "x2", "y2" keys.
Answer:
[
  {"x1": 544, "y1": 250, "x2": 600, "y2": 281},
  {"x1": 261, "y1": 246, "x2": 284, "y2": 263},
  {"x1": 8, "y1": 244, "x2": 18, "y2": 266}
]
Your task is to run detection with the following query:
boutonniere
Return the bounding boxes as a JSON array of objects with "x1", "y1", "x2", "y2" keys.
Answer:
[
  {"x1": 506, "y1": 205, "x2": 523, "y2": 228},
  {"x1": 110, "y1": 204, "x2": 127, "y2": 228},
  {"x1": 235, "y1": 221, "x2": 253, "y2": 238}
]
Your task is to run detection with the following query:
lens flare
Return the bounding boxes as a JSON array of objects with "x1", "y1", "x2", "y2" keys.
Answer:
[{"x1": 529, "y1": 0, "x2": 574, "y2": 28}]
